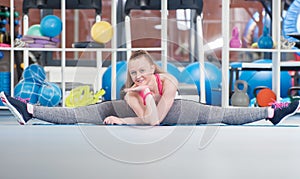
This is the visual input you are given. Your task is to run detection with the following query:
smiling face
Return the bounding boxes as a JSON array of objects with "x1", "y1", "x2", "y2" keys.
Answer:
[{"x1": 128, "y1": 56, "x2": 155, "y2": 86}]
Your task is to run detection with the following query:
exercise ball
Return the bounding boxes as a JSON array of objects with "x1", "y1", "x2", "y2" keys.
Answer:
[
  {"x1": 91, "y1": 21, "x2": 113, "y2": 43},
  {"x1": 239, "y1": 59, "x2": 292, "y2": 99},
  {"x1": 180, "y1": 62, "x2": 222, "y2": 105},
  {"x1": 0, "y1": 51, "x2": 4, "y2": 60},
  {"x1": 14, "y1": 80, "x2": 41, "y2": 104},
  {"x1": 23, "y1": 64, "x2": 46, "y2": 84},
  {"x1": 40, "y1": 15, "x2": 62, "y2": 38},
  {"x1": 27, "y1": 24, "x2": 43, "y2": 36},
  {"x1": 229, "y1": 61, "x2": 243, "y2": 89},
  {"x1": 38, "y1": 82, "x2": 62, "y2": 107},
  {"x1": 102, "y1": 61, "x2": 127, "y2": 100},
  {"x1": 156, "y1": 61, "x2": 181, "y2": 80}
]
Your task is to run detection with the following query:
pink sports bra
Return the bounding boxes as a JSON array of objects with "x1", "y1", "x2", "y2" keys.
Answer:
[
  {"x1": 155, "y1": 73, "x2": 163, "y2": 95},
  {"x1": 139, "y1": 73, "x2": 163, "y2": 105}
]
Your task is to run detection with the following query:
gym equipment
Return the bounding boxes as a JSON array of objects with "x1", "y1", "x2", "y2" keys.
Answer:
[
  {"x1": 156, "y1": 61, "x2": 181, "y2": 80},
  {"x1": 257, "y1": 26, "x2": 273, "y2": 49},
  {"x1": 102, "y1": 61, "x2": 127, "y2": 100},
  {"x1": 180, "y1": 62, "x2": 222, "y2": 105},
  {"x1": 239, "y1": 59, "x2": 292, "y2": 99},
  {"x1": 40, "y1": 15, "x2": 62, "y2": 38},
  {"x1": 0, "y1": 72, "x2": 10, "y2": 97},
  {"x1": 254, "y1": 86, "x2": 276, "y2": 107},
  {"x1": 0, "y1": 11, "x2": 10, "y2": 18},
  {"x1": 0, "y1": 51, "x2": 4, "y2": 59},
  {"x1": 14, "y1": 80, "x2": 41, "y2": 104},
  {"x1": 21, "y1": 35, "x2": 60, "y2": 48},
  {"x1": 72, "y1": 41, "x2": 105, "y2": 48},
  {"x1": 65, "y1": 86, "x2": 105, "y2": 107},
  {"x1": 243, "y1": 11, "x2": 271, "y2": 47},
  {"x1": 288, "y1": 86, "x2": 300, "y2": 102},
  {"x1": 26, "y1": 24, "x2": 43, "y2": 36},
  {"x1": 229, "y1": 27, "x2": 242, "y2": 48},
  {"x1": 0, "y1": 6, "x2": 21, "y2": 44},
  {"x1": 231, "y1": 80, "x2": 250, "y2": 107},
  {"x1": 0, "y1": 19, "x2": 7, "y2": 25},
  {"x1": 38, "y1": 82, "x2": 62, "y2": 107},
  {"x1": 283, "y1": 0, "x2": 300, "y2": 42},
  {"x1": 90, "y1": 21, "x2": 113, "y2": 44},
  {"x1": 22, "y1": 64, "x2": 46, "y2": 84}
]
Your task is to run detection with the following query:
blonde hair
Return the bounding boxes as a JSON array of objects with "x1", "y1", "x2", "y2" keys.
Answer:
[{"x1": 125, "y1": 50, "x2": 164, "y2": 88}]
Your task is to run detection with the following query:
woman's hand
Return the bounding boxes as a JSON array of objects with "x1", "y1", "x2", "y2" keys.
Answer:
[{"x1": 103, "y1": 116, "x2": 125, "y2": 125}]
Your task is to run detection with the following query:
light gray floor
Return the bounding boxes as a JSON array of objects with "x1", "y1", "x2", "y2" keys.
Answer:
[{"x1": 1, "y1": 109, "x2": 300, "y2": 179}]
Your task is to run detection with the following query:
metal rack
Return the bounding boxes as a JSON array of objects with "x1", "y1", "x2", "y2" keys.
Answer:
[{"x1": 222, "y1": 0, "x2": 300, "y2": 107}]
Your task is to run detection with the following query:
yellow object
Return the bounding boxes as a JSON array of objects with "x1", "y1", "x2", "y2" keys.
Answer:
[
  {"x1": 65, "y1": 86, "x2": 105, "y2": 107},
  {"x1": 20, "y1": 63, "x2": 24, "y2": 69},
  {"x1": 90, "y1": 21, "x2": 113, "y2": 43},
  {"x1": 251, "y1": 42, "x2": 258, "y2": 48}
]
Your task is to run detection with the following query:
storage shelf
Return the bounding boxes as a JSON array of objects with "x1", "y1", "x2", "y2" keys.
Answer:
[
  {"x1": 3, "y1": 0, "x2": 169, "y2": 106},
  {"x1": 1, "y1": 47, "x2": 164, "y2": 52},
  {"x1": 229, "y1": 48, "x2": 300, "y2": 53},
  {"x1": 222, "y1": 1, "x2": 296, "y2": 106}
]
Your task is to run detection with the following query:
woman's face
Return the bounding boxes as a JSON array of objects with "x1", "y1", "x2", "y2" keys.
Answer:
[{"x1": 128, "y1": 56, "x2": 154, "y2": 86}]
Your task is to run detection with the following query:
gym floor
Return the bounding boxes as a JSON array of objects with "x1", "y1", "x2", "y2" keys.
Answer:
[{"x1": 1, "y1": 109, "x2": 300, "y2": 179}]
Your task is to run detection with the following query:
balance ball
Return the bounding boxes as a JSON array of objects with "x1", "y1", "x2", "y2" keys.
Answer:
[
  {"x1": 180, "y1": 62, "x2": 222, "y2": 105},
  {"x1": 239, "y1": 59, "x2": 292, "y2": 99},
  {"x1": 156, "y1": 61, "x2": 181, "y2": 80},
  {"x1": 27, "y1": 24, "x2": 42, "y2": 36},
  {"x1": 91, "y1": 21, "x2": 113, "y2": 43},
  {"x1": 23, "y1": 64, "x2": 46, "y2": 84},
  {"x1": 40, "y1": 15, "x2": 62, "y2": 38},
  {"x1": 38, "y1": 82, "x2": 62, "y2": 107},
  {"x1": 102, "y1": 61, "x2": 127, "y2": 100},
  {"x1": 14, "y1": 80, "x2": 41, "y2": 104}
]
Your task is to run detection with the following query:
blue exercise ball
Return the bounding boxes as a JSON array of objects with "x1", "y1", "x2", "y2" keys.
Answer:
[
  {"x1": 102, "y1": 61, "x2": 127, "y2": 100},
  {"x1": 180, "y1": 62, "x2": 222, "y2": 105},
  {"x1": 156, "y1": 61, "x2": 181, "y2": 80},
  {"x1": 40, "y1": 15, "x2": 62, "y2": 38},
  {"x1": 38, "y1": 82, "x2": 62, "y2": 107},
  {"x1": 0, "y1": 51, "x2": 4, "y2": 60},
  {"x1": 229, "y1": 61, "x2": 243, "y2": 90},
  {"x1": 0, "y1": 72, "x2": 10, "y2": 96},
  {"x1": 239, "y1": 59, "x2": 292, "y2": 99},
  {"x1": 14, "y1": 80, "x2": 41, "y2": 104},
  {"x1": 23, "y1": 64, "x2": 46, "y2": 84}
]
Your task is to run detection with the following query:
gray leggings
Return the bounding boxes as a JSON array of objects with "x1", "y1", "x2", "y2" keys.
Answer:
[{"x1": 33, "y1": 99, "x2": 269, "y2": 125}]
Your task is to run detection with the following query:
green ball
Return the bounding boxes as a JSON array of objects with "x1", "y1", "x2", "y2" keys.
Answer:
[{"x1": 27, "y1": 24, "x2": 43, "y2": 36}]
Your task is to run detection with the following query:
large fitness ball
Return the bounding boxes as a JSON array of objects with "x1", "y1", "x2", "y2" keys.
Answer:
[
  {"x1": 239, "y1": 59, "x2": 292, "y2": 99},
  {"x1": 14, "y1": 80, "x2": 41, "y2": 104},
  {"x1": 156, "y1": 61, "x2": 181, "y2": 80},
  {"x1": 91, "y1": 21, "x2": 113, "y2": 43},
  {"x1": 40, "y1": 15, "x2": 62, "y2": 38},
  {"x1": 102, "y1": 61, "x2": 127, "y2": 100},
  {"x1": 27, "y1": 24, "x2": 43, "y2": 36},
  {"x1": 180, "y1": 62, "x2": 222, "y2": 105},
  {"x1": 23, "y1": 64, "x2": 46, "y2": 84},
  {"x1": 38, "y1": 82, "x2": 62, "y2": 107}
]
